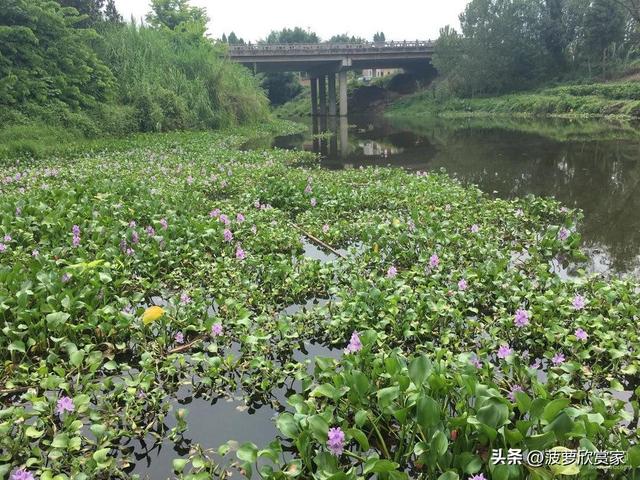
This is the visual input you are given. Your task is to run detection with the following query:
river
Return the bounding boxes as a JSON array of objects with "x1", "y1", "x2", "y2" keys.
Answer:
[{"x1": 256, "y1": 114, "x2": 640, "y2": 277}]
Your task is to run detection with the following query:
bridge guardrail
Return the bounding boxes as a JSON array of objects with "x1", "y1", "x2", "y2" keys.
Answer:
[{"x1": 228, "y1": 41, "x2": 434, "y2": 56}]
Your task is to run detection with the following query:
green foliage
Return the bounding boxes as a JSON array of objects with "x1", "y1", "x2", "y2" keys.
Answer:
[
  {"x1": 389, "y1": 81, "x2": 640, "y2": 119},
  {"x1": 265, "y1": 27, "x2": 319, "y2": 44},
  {"x1": 434, "y1": 0, "x2": 638, "y2": 97},
  {"x1": 261, "y1": 72, "x2": 304, "y2": 106},
  {"x1": 98, "y1": 24, "x2": 269, "y2": 132},
  {"x1": 373, "y1": 31, "x2": 386, "y2": 42},
  {"x1": 145, "y1": 0, "x2": 207, "y2": 32}
]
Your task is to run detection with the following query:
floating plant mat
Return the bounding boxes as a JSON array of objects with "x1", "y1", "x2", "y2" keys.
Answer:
[{"x1": 0, "y1": 127, "x2": 639, "y2": 480}]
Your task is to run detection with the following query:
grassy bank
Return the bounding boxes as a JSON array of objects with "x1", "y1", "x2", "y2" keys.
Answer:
[
  {"x1": 389, "y1": 81, "x2": 640, "y2": 120},
  {"x1": 2, "y1": 122, "x2": 640, "y2": 479}
]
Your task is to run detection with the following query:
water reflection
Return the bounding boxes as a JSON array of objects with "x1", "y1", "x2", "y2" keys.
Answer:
[{"x1": 274, "y1": 114, "x2": 640, "y2": 276}]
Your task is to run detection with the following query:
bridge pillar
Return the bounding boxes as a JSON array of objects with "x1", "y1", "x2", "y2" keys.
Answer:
[
  {"x1": 318, "y1": 75, "x2": 327, "y2": 116},
  {"x1": 310, "y1": 77, "x2": 318, "y2": 116},
  {"x1": 339, "y1": 70, "x2": 348, "y2": 117},
  {"x1": 328, "y1": 74, "x2": 337, "y2": 116}
]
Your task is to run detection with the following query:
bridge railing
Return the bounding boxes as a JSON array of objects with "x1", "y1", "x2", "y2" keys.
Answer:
[{"x1": 228, "y1": 41, "x2": 434, "y2": 56}]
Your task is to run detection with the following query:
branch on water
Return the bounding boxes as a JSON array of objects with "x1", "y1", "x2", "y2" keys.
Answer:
[
  {"x1": 289, "y1": 222, "x2": 347, "y2": 259},
  {"x1": 167, "y1": 336, "x2": 205, "y2": 355}
]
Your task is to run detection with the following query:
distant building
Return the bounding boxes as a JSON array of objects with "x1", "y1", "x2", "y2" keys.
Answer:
[{"x1": 362, "y1": 68, "x2": 402, "y2": 81}]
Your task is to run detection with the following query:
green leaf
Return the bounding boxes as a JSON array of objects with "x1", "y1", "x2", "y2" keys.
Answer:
[
  {"x1": 377, "y1": 386, "x2": 399, "y2": 409},
  {"x1": 70, "y1": 350, "x2": 84, "y2": 368},
  {"x1": 237, "y1": 442, "x2": 258, "y2": 463},
  {"x1": 542, "y1": 398, "x2": 570, "y2": 422},
  {"x1": 364, "y1": 459, "x2": 399, "y2": 474},
  {"x1": 172, "y1": 458, "x2": 188, "y2": 473},
  {"x1": 409, "y1": 355, "x2": 431, "y2": 386},
  {"x1": 92, "y1": 448, "x2": 111, "y2": 464},
  {"x1": 51, "y1": 433, "x2": 69, "y2": 449},
  {"x1": 431, "y1": 430, "x2": 448, "y2": 457},
  {"x1": 8, "y1": 341, "x2": 26, "y2": 353},
  {"x1": 628, "y1": 445, "x2": 640, "y2": 467},
  {"x1": 346, "y1": 428, "x2": 369, "y2": 451},
  {"x1": 476, "y1": 399, "x2": 509, "y2": 429},
  {"x1": 417, "y1": 395, "x2": 441, "y2": 429},
  {"x1": 46, "y1": 312, "x2": 70, "y2": 329},
  {"x1": 437, "y1": 472, "x2": 459, "y2": 480},
  {"x1": 276, "y1": 413, "x2": 298, "y2": 439},
  {"x1": 307, "y1": 415, "x2": 329, "y2": 443}
]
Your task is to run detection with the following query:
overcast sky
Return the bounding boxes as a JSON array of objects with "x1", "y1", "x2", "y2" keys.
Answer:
[{"x1": 114, "y1": 0, "x2": 469, "y2": 42}]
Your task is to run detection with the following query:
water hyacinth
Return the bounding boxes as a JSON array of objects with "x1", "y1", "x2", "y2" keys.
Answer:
[
  {"x1": 322, "y1": 224, "x2": 329, "y2": 234},
  {"x1": 470, "y1": 224, "x2": 480, "y2": 233},
  {"x1": 310, "y1": 197, "x2": 317, "y2": 207},
  {"x1": 10, "y1": 468, "x2": 35, "y2": 480},
  {"x1": 508, "y1": 385, "x2": 524, "y2": 402},
  {"x1": 146, "y1": 226, "x2": 155, "y2": 236},
  {"x1": 223, "y1": 229, "x2": 233, "y2": 242},
  {"x1": 4, "y1": 234, "x2": 11, "y2": 242},
  {"x1": 236, "y1": 213, "x2": 245, "y2": 223},
  {"x1": 131, "y1": 231, "x2": 139, "y2": 244},
  {"x1": 572, "y1": 294, "x2": 586, "y2": 310},
  {"x1": 552, "y1": 352, "x2": 566, "y2": 365},
  {"x1": 497, "y1": 344, "x2": 513, "y2": 359},
  {"x1": 160, "y1": 218, "x2": 168, "y2": 230},
  {"x1": 211, "y1": 323, "x2": 223, "y2": 337},
  {"x1": 61, "y1": 273, "x2": 71, "y2": 283},
  {"x1": 429, "y1": 254, "x2": 440, "y2": 268},
  {"x1": 180, "y1": 293, "x2": 191, "y2": 305},
  {"x1": 469, "y1": 474, "x2": 487, "y2": 480},
  {"x1": 210, "y1": 209, "x2": 221, "y2": 218},
  {"x1": 514, "y1": 308, "x2": 530, "y2": 328},
  {"x1": 0, "y1": 243, "x2": 6, "y2": 253},
  {"x1": 220, "y1": 214, "x2": 230, "y2": 226},
  {"x1": 470, "y1": 354, "x2": 482, "y2": 369},
  {"x1": 236, "y1": 246, "x2": 246, "y2": 260},
  {"x1": 344, "y1": 331, "x2": 362, "y2": 354},
  {"x1": 575, "y1": 327, "x2": 588, "y2": 341},
  {"x1": 458, "y1": 279, "x2": 468, "y2": 291},
  {"x1": 327, "y1": 427, "x2": 345, "y2": 456},
  {"x1": 558, "y1": 227, "x2": 570, "y2": 241},
  {"x1": 56, "y1": 396, "x2": 75, "y2": 415},
  {"x1": 174, "y1": 332, "x2": 184, "y2": 344},
  {"x1": 387, "y1": 265, "x2": 397, "y2": 278}
]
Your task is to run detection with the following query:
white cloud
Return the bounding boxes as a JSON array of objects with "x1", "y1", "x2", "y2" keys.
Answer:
[{"x1": 114, "y1": 0, "x2": 468, "y2": 42}]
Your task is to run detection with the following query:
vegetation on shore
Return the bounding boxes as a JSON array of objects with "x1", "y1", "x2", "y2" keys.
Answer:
[
  {"x1": 0, "y1": 0, "x2": 269, "y2": 158},
  {"x1": 388, "y1": 81, "x2": 640, "y2": 120},
  {"x1": 1, "y1": 124, "x2": 640, "y2": 479}
]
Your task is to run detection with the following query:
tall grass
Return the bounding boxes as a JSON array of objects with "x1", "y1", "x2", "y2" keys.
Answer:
[{"x1": 98, "y1": 24, "x2": 269, "y2": 132}]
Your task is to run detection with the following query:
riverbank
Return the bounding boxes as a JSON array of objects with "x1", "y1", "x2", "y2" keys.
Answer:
[
  {"x1": 388, "y1": 81, "x2": 640, "y2": 120},
  {"x1": 2, "y1": 121, "x2": 640, "y2": 479}
]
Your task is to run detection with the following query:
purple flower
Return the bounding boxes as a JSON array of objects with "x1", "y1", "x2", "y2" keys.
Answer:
[
  {"x1": 3, "y1": 234, "x2": 12, "y2": 243},
  {"x1": 61, "y1": 273, "x2": 71, "y2": 283},
  {"x1": 129, "y1": 220, "x2": 136, "y2": 228},
  {"x1": 469, "y1": 475, "x2": 487, "y2": 480},
  {"x1": 146, "y1": 226, "x2": 155, "y2": 237},
  {"x1": 0, "y1": 243, "x2": 6, "y2": 253},
  {"x1": 304, "y1": 184, "x2": 312, "y2": 194},
  {"x1": 56, "y1": 396, "x2": 75, "y2": 415},
  {"x1": 310, "y1": 198, "x2": 317, "y2": 207},
  {"x1": 514, "y1": 309, "x2": 530, "y2": 328},
  {"x1": 160, "y1": 218, "x2": 168, "y2": 230},
  {"x1": 126, "y1": 248, "x2": 135, "y2": 256},
  {"x1": 497, "y1": 344, "x2": 513, "y2": 359},
  {"x1": 236, "y1": 246, "x2": 246, "y2": 260},
  {"x1": 254, "y1": 200, "x2": 261, "y2": 209},
  {"x1": 31, "y1": 249, "x2": 39, "y2": 258},
  {"x1": 15, "y1": 207, "x2": 21, "y2": 216},
  {"x1": 180, "y1": 293, "x2": 191, "y2": 305},
  {"x1": 575, "y1": 328, "x2": 588, "y2": 342},
  {"x1": 515, "y1": 209, "x2": 524, "y2": 217},
  {"x1": 552, "y1": 352, "x2": 565, "y2": 366},
  {"x1": 175, "y1": 332, "x2": 184, "y2": 344},
  {"x1": 223, "y1": 229, "x2": 233, "y2": 242},
  {"x1": 72, "y1": 225, "x2": 80, "y2": 236},
  {"x1": 236, "y1": 213, "x2": 245, "y2": 223},
  {"x1": 327, "y1": 427, "x2": 345, "y2": 456},
  {"x1": 429, "y1": 254, "x2": 440, "y2": 268},
  {"x1": 470, "y1": 224, "x2": 480, "y2": 233},
  {"x1": 344, "y1": 331, "x2": 362, "y2": 354},
  {"x1": 10, "y1": 468, "x2": 35, "y2": 480},
  {"x1": 470, "y1": 354, "x2": 482, "y2": 369},
  {"x1": 322, "y1": 224, "x2": 330, "y2": 234},
  {"x1": 210, "y1": 209, "x2": 221, "y2": 218},
  {"x1": 508, "y1": 385, "x2": 524, "y2": 402},
  {"x1": 558, "y1": 227, "x2": 570, "y2": 241},
  {"x1": 131, "y1": 231, "x2": 139, "y2": 244},
  {"x1": 572, "y1": 294, "x2": 586, "y2": 311},
  {"x1": 120, "y1": 238, "x2": 127, "y2": 252},
  {"x1": 458, "y1": 279, "x2": 468, "y2": 291},
  {"x1": 387, "y1": 266, "x2": 397, "y2": 278},
  {"x1": 219, "y1": 214, "x2": 230, "y2": 226},
  {"x1": 72, "y1": 235, "x2": 80, "y2": 247},
  {"x1": 211, "y1": 323, "x2": 223, "y2": 337}
]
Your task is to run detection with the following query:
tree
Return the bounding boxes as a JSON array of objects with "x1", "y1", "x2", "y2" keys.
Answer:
[
  {"x1": 227, "y1": 31, "x2": 245, "y2": 44},
  {"x1": 57, "y1": 0, "x2": 105, "y2": 26},
  {"x1": 328, "y1": 33, "x2": 365, "y2": 43},
  {"x1": 581, "y1": 0, "x2": 627, "y2": 58},
  {"x1": 0, "y1": 0, "x2": 114, "y2": 108},
  {"x1": 260, "y1": 72, "x2": 303, "y2": 105},
  {"x1": 221, "y1": 32, "x2": 227, "y2": 43},
  {"x1": 373, "y1": 31, "x2": 386, "y2": 42},
  {"x1": 611, "y1": 0, "x2": 640, "y2": 24},
  {"x1": 146, "y1": 0, "x2": 207, "y2": 31},
  {"x1": 265, "y1": 27, "x2": 319, "y2": 44},
  {"x1": 103, "y1": 0, "x2": 123, "y2": 24}
]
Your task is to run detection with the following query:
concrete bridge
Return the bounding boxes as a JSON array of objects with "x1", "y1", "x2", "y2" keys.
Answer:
[{"x1": 229, "y1": 41, "x2": 435, "y2": 116}]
